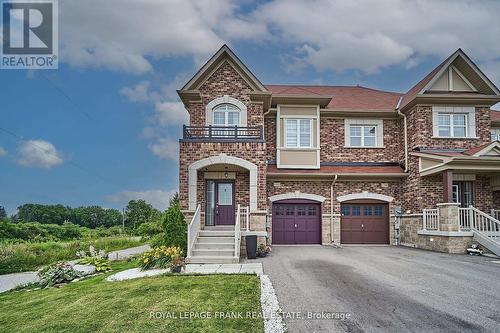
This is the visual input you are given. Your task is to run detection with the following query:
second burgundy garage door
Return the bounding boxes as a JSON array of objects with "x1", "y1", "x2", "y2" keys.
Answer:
[
  {"x1": 341, "y1": 201, "x2": 389, "y2": 244},
  {"x1": 272, "y1": 201, "x2": 321, "y2": 244}
]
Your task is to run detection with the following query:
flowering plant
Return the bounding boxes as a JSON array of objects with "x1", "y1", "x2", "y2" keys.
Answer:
[{"x1": 139, "y1": 246, "x2": 184, "y2": 270}]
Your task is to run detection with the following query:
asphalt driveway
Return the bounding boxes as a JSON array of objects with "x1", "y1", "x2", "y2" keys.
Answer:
[{"x1": 254, "y1": 246, "x2": 500, "y2": 333}]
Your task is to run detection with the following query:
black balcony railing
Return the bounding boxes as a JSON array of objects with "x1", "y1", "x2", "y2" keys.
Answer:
[{"x1": 182, "y1": 125, "x2": 264, "y2": 142}]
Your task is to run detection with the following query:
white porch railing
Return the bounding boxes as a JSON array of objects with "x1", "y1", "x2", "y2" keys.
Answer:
[
  {"x1": 460, "y1": 207, "x2": 500, "y2": 238},
  {"x1": 187, "y1": 204, "x2": 201, "y2": 258},
  {"x1": 423, "y1": 208, "x2": 439, "y2": 230},
  {"x1": 459, "y1": 207, "x2": 473, "y2": 231},
  {"x1": 240, "y1": 206, "x2": 250, "y2": 232},
  {"x1": 234, "y1": 204, "x2": 241, "y2": 258},
  {"x1": 491, "y1": 209, "x2": 500, "y2": 221}
]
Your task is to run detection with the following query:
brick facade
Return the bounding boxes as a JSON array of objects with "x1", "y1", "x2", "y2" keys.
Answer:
[
  {"x1": 406, "y1": 105, "x2": 491, "y2": 150},
  {"x1": 178, "y1": 48, "x2": 499, "y2": 254},
  {"x1": 319, "y1": 117, "x2": 403, "y2": 163}
]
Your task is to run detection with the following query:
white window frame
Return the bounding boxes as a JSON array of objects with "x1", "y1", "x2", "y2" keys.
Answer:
[
  {"x1": 491, "y1": 128, "x2": 500, "y2": 142},
  {"x1": 205, "y1": 95, "x2": 247, "y2": 126},
  {"x1": 437, "y1": 113, "x2": 468, "y2": 138},
  {"x1": 349, "y1": 125, "x2": 378, "y2": 147},
  {"x1": 432, "y1": 106, "x2": 476, "y2": 138},
  {"x1": 285, "y1": 118, "x2": 312, "y2": 148},
  {"x1": 344, "y1": 119, "x2": 384, "y2": 148},
  {"x1": 212, "y1": 103, "x2": 241, "y2": 127}
]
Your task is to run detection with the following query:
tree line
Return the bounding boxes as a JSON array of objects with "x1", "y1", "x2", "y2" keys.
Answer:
[{"x1": 0, "y1": 197, "x2": 173, "y2": 229}]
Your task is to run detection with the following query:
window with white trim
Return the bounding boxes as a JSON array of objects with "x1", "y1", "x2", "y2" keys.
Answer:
[
  {"x1": 348, "y1": 124, "x2": 377, "y2": 147},
  {"x1": 437, "y1": 113, "x2": 467, "y2": 137},
  {"x1": 492, "y1": 128, "x2": 500, "y2": 142},
  {"x1": 212, "y1": 104, "x2": 240, "y2": 126},
  {"x1": 285, "y1": 119, "x2": 312, "y2": 148},
  {"x1": 432, "y1": 106, "x2": 476, "y2": 138}
]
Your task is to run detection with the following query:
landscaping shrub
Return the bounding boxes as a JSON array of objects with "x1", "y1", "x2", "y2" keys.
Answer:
[
  {"x1": 153, "y1": 202, "x2": 187, "y2": 253},
  {"x1": 76, "y1": 245, "x2": 111, "y2": 272},
  {"x1": 139, "y1": 246, "x2": 183, "y2": 270},
  {"x1": 136, "y1": 220, "x2": 163, "y2": 239},
  {"x1": 0, "y1": 237, "x2": 144, "y2": 274},
  {"x1": 37, "y1": 262, "x2": 81, "y2": 288}
]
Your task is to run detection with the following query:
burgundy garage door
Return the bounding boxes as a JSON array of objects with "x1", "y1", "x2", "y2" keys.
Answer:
[
  {"x1": 272, "y1": 201, "x2": 321, "y2": 244},
  {"x1": 341, "y1": 202, "x2": 389, "y2": 244}
]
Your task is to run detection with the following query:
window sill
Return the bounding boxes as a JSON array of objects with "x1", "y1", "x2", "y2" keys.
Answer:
[
  {"x1": 343, "y1": 145, "x2": 385, "y2": 149},
  {"x1": 431, "y1": 136, "x2": 479, "y2": 140},
  {"x1": 279, "y1": 147, "x2": 320, "y2": 150}
]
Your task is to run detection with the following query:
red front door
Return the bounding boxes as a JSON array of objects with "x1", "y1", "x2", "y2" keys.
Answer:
[{"x1": 215, "y1": 181, "x2": 235, "y2": 225}]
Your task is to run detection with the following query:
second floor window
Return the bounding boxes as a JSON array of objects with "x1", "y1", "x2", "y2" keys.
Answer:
[
  {"x1": 213, "y1": 104, "x2": 240, "y2": 126},
  {"x1": 349, "y1": 125, "x2": 377, "y2": 147},
  {"x1": 492, "y1": 128, "x2": 500, "y2": 142},
  {"x1": 285, "y1": 119, "x2": 312, "y2": 148},
  {"x1": 438, "y1": 113, "x2": 467, "y2": 137},
  {"x1": 432, "y1": 106, "x2": 476, "y2": 138}
]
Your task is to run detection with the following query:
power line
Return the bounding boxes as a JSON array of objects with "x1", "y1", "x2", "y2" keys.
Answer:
[{"x1": 38, "y1": 72, "x2": 95, "y2": 121}]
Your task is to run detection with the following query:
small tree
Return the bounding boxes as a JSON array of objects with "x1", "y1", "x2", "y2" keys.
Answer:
[
  {"x1": 0, "y1": 206, "x2": 7, "y2": 219},
  {"x1": 154, "y1": 201, "x2": 187, "y2": 253}
]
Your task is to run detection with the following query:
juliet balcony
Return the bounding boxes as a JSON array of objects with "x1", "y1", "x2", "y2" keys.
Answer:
[{"x1": 181, "y1": 125, "x2": 264, "y2": 142}]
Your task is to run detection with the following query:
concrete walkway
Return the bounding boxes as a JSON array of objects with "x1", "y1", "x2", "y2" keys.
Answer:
[
  {"x1": 185, "y1": 263, "x2": 263, "y2": 274},
  {"x1": 0, "y1": 244, "x2": 151, "y2": 293},
  {"x1": 0, "y1": 272, "x2": 39, "y2": 293},
  {"x1": 107, "y1": 244, "x2": 151, "y2": 261}
]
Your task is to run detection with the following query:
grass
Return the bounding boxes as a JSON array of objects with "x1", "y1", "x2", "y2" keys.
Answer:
[
  {"x1": 0, "y1": 237, "x2": 145, "y2": 274},
  {"x1": 0, "y1": 262, "x2": 264, "y2": 333}
]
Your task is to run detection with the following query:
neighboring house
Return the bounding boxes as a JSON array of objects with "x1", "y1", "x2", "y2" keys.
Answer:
[{"x1": 178, "y1": 45, "x2": 500, "y2": 263}]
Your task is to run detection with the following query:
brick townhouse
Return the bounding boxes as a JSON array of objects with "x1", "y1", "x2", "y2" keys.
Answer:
[{"x1": 177, "y1": 45, "x2": 500, "y2": 263}]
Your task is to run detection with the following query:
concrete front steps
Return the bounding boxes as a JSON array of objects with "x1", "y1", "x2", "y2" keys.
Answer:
[{"x1": 187, "y1": 229, "x2": 239, "y2": 264}]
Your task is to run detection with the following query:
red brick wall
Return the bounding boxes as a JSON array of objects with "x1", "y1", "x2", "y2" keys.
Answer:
[
  {"x1": 320, "y1": 117, "x2": 402, "y2": 163},
  {"x1": 494, "y1": 191, "x2": 500, "y2": 208},
  {"x1": 264, "y1": 117, "x2": 276, "y2": 161},
  {"x1": 406, "y1": 105, "x2": 491, "y2": 150},
  {"x1": 179, "y1": 142, "x2": 267, "y2": 211},
  {"x1": 474, "y1": 175, "x2": 493, "y2": 212},
  {"x1": 266, "y1": 180, "x2": 402, "y2": 213},
  {"x1": 187, "y1": 60, "x2": 264, "y2": 127}
]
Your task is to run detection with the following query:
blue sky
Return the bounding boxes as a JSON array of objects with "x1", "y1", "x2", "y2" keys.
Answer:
[{"x1": 1, "y1": 0, "x2": 500, "y2": 214}]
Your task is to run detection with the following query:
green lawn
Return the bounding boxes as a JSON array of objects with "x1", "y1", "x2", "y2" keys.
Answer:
[
  {"x1": 0, "y1": 237, "x2": 145, "y2": 274},
  {"x1": 0, "y1": 262, "x2": 264, "y2": 333}
]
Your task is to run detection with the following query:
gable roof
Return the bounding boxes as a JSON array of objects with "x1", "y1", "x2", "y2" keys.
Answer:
[
  {"x1": 266, "y1": 85, "x2": 402, "y2": 111},
  {"x1": 179, "y1": 44, "x2": 268, "y2": 92},
  {"x1": 399, "y1": 49, "x2": 500, "y2": 111}
]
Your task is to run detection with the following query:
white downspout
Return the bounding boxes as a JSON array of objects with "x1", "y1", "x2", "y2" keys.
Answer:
[
  {"x1": 396, "y1": 97, "x2": 408, "y2": 172},
  {"x1": 330, "y1": 174, "x2": 338, "y2": 243}
]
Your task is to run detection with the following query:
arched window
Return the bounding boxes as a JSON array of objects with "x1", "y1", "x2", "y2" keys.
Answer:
[{"x1": 213, "y1": 103, "x2": 241, "y2": 126}]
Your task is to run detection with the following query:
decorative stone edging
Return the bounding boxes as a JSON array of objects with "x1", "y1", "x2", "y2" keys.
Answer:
[
  {"x1": 106, "y1": 268, "x2": 169, "y2": 282},
  {"x1": 260, "y1": 274, "x2": 286, "y2": 333}
]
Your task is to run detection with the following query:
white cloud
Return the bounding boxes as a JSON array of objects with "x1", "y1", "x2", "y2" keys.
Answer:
[
  {"x1": 148, "y1": 138, "x2": 178, "y2": 161},
  {"x1": 59, "y1": 0, "x2": 252, "y2": 74},
  {"x1": 105, "y1": 189, "x2": 177, "y2": 211},
  {"x1": 121, "y1": 81, "x2": 189, "y2": 126},
  {"x1": 17, "y1": 140, "x2": 64, "y2": 168},
  {"x1": 53, "y1": 0, "x2": 500, "y2": 82},
  {"x1": 120, "y1": 81, "x2": 156, "y2": 103},
  {"x1": 154, "y1": 101, "x2": 189, "y2": 126},
  {"x1": 246, "y1": 0, "x2": 500, "y2": 76},
  {"x1": 0, "y1": 147, "x2": 7, "y2": 156}
]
